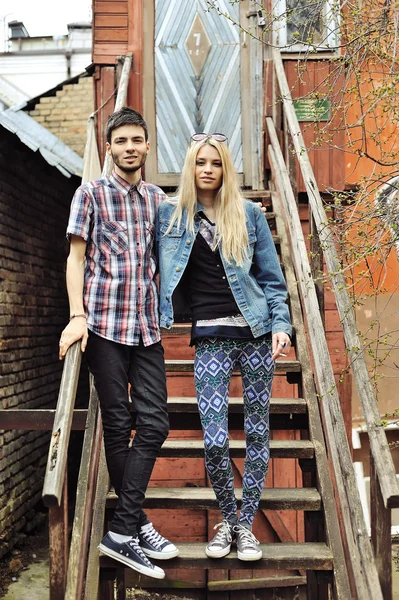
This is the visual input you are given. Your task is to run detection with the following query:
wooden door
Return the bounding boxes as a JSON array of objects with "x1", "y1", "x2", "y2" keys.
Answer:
[{"x1": 144, "y1": 0, "x2": 255, "y2": 186}]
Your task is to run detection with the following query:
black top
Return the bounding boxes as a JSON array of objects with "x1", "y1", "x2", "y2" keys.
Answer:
[{"x1": 183, "y1": 229, "x2": 240, "y2": 320}]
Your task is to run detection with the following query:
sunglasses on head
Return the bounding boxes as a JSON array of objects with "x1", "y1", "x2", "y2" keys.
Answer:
[{"x1": 191, "y1": 133, "x2": 228, "y2": 143}]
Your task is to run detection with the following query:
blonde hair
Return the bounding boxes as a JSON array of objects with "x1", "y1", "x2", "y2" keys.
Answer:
[{"x1": 168, "y1": 138, "x2": 248, "y2": 265}]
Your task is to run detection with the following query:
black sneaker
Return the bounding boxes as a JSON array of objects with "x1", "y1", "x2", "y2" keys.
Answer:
[
  {"x1": 205, "y1": 520, "x2": 234, "y2": 558},
  {"x1": 138, "y1": 522, "x2": 179, "y2": 560},
  {"x1": 234, "y1": 524, "x2": 262, "y2": 561},
  {"x1": 98, "y1": 532, "x2": 165, "y2": 579}
]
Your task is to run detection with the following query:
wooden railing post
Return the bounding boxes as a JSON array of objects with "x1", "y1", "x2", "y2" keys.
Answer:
[
  {"x1": 309, "y1": 209, "x2": 325, "y2": 328},
  {"x1": 49, "y1": 473, "x2": 68, "y2": 600},
  {"x1": 370, "y1": 453, "x2": 392, "y2": 600}
]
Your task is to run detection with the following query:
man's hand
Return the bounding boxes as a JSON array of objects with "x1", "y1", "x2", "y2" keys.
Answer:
[
  {"x1": 272, "y1": 332, "x2": 291, "y2": 361},
  {"x1": 59, "y1": 318, "x2": 88, "y2": 360}
]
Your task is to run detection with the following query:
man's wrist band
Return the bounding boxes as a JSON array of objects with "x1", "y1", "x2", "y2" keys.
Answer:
[{"x1": 70, "y1": 313, "x2": 87, "y2": 321}]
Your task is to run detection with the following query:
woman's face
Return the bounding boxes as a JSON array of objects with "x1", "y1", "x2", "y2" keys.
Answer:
[{"x1": 195, "y1": 144, "x2": 223, "y2": 193}]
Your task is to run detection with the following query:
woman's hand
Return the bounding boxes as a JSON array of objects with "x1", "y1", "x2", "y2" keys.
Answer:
[
  {"x1": 59, "y1": 318, "x2": 88, "y2": 360},
  {"x1": 272, "y1": 332, "x2": 291, "y2": 360}
]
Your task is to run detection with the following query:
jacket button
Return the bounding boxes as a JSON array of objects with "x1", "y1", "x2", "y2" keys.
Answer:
[
  {"x1": 176, "y1": 267, "x2": 181, "y2": 272},
  {"x1": 186, "y1": 240, "x2": 191, "y2": 245},
  {"x1": 166, "y1": 296, "x2": 170, "y2": 300}
]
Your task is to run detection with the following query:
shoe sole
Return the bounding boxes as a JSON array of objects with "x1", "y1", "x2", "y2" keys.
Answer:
[
  {"x1": 98, "y1": 544, "x2": 165, "y2": 579},
  {"x1": 205, "y1": 544, "x2": 232, "y2": 559},
  {"x1": 237, "y1": 550, "x2": 263, "y2": 561},
  {"x1": 141, "y1": 547, "x2": 180, "y2": 560}
]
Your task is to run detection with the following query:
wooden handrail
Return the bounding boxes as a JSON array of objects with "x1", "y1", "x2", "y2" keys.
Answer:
[
  {"x1": 267, "y1": 118, "x2": 383, "y2": 600},
  {"x1": 42, "y1": 342, "x2": 82, "y2": 507},
  {"x1": 272, "y1": 47, "x2": 399, "y2": 510}
]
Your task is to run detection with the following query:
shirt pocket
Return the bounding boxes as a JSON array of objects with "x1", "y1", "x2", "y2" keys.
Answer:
[
  {"x1": 101, "y1": 221, "x2": 129, "y2": 255},
  {"x1": 145, "y1": 221, "x2": 155, "y2": 251}
]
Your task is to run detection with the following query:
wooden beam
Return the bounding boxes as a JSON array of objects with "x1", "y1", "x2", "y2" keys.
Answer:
[
  {"x1": 370, "y1": 453, "x2": 392, "y2": 600},
  {"x1": 49, "y1": 475, "x2": 68, "y2": 600},
  {"x1": 274, "y1": 193, "x2": 353, "y2": 599},
  {"x1": 273, "y1": 48, "x2": 399, "y2": 511},
  {"x1": 208, "y1": 576, "x2": 307, "y2": 591},
  {"x1": 42, "y1": 342, "x2": 82, "y2": 507},
  {"x1": 84, "y1": 441, "x2": 109, "y2": 600},
  {"x1": 65, "y1": 382, "x2": 102, "y2": 600},
  {"x1": 267, "y1": 119, "x2": 382, "y2": 600}
]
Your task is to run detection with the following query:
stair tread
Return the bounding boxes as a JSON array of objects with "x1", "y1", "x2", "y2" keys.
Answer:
[
  {"x1": 162, "y1": 397, "x2": 307, "y2": 413},
  {"x1": 106, "y1": 486, "x2": 321, "y2": 510},
  {"x1": 160, "y1": 439, "x2": 314, "y2": 458},
  {"x1": 165, "y1": 359, "x2": 301, "y2": 373},
  {"x1": 100, "y1": 542, "x2": 333, "y2": 571}
]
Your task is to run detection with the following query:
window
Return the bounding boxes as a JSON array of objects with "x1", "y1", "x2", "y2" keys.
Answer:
[{"x1": 272, "y1": 0, "x2": 340, "y2": 51}]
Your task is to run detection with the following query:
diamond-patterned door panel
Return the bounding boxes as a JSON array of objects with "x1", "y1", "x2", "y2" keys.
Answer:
[{"x1": 155, "y1": 0, "x2": 243, "y2": 173}]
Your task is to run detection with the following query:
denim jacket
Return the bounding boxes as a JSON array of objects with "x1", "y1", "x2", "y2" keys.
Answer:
[{"x1": 156, "y1": 199, "x2": 292, "y2": 338}]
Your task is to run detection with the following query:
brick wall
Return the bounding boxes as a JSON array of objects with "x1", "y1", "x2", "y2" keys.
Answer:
[
  {"x1": 28, "y1": 76, "x2": 94, "y2": 157},
  {"x1": 0, "y1": 127, "x2": 80, "y2": 557}
]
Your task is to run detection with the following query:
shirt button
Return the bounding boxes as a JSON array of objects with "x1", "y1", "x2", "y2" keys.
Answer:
[
  {"x1": 222, "y1": 276, "x2": 226, "y2": 280},
  {"x1": 137, "y1": 242, "x2": 139, "y2": 245}
]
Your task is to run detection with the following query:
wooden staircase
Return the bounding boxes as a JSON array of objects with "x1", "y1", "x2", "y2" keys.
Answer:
[{"x1": 79, "y1": 190, "x2": 352, "y2": 600}]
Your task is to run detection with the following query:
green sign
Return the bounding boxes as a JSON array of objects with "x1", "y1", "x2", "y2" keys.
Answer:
[{"x1": 293, "y1": 98, "x2": 331, "y2": 122}]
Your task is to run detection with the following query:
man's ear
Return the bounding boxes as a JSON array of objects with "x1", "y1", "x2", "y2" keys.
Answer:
[
  {"x1": 147, "y1": 141, "x2": 150, "y2": 154},
  {"x1": 106, "y1": 142, "x2": 111, "y2": 155}
]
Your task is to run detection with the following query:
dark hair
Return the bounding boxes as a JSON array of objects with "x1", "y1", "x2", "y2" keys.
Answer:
[{"x1": 106, "y1": 107, "x2": 149, "y2": 143}]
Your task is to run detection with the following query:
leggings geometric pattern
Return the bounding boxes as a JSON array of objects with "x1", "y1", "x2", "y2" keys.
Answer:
[{"x1": 194, "y1": 336, "x2": 275, "y2": 527}]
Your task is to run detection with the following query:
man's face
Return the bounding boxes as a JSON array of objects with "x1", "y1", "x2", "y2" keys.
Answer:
[{"x1": 106, "y1": 125, "x2": 150, "y2": 174}]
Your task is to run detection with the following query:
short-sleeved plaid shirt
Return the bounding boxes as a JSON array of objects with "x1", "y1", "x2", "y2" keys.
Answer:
[{"x1": 67, "y1": 170, "x2": 167, "y2": 346}]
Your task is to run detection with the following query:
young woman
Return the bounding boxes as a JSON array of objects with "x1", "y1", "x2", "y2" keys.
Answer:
[{"x1": 157, "y1": 134, "x2": 292, "y2": 561}]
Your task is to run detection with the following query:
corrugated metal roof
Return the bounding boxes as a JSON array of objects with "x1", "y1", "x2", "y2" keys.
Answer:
[{"x1": 0, "y1": 108, "x2": 83, "y2": 178}]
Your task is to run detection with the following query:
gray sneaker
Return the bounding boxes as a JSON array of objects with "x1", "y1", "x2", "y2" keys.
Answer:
[
  {"x1": 234, "y1": 524, "x2": 262, "y2": 561},
  {"x1": 205, "y1": 520, "x2": 234, "y2": 558}
]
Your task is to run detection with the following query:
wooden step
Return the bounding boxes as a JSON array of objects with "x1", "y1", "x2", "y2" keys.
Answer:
[
  {"x1": 165, "y1": 359, "x2": 301, "y2": 374},
  {"x1": 243, "y1": 189, "x2": 272, "y2": 201},
  {"x1": 160, "y1": 439, "x2": 314, "y2": 458},
  {"x1": 106, "y1": 487, "x2": 321, "y2": 510},
  {"x1": 139, "y1": 396, "x2": 307, "y2": 413},
  {"x1": 100, "y1": 542, "x2": 333, "y2": 572}
]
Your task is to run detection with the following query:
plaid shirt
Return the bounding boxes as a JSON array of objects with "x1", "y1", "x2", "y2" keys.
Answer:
[{"x1": 66, "y1": 170, "x2": 167, "y2": 346}]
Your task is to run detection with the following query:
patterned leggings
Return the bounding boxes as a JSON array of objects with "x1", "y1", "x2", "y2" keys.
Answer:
[{"x1": 194, "y1": 336, "x2": 275, "y2": 527}]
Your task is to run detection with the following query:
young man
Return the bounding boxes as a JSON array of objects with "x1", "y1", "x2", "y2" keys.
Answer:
[{"x1": 59, "y1": 107, "x2": 178, "y2": 580}]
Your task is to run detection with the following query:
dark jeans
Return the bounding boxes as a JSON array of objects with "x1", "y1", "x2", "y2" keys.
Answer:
[{"x1": 86, "y1": 332, "x2": 169, "y2": 536}]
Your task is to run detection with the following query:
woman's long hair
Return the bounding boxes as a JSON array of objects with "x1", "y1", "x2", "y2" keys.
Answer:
[{"x1": 167, "y1": 138, "x2": 248, "y2": 265}]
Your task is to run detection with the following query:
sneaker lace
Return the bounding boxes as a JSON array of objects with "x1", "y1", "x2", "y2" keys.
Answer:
[
  {"x1": 233, "y1": 524, "x2": 259, "y2": 549},
  {"x1": 141, "y1": 523, "x2": 167, "y2": 549},
  {"x1": 212, "y1": 520, "x2": 232, "y2": 544},
  {"x1": 128, "y1": 536, "x2": 153, "y2": 565}
]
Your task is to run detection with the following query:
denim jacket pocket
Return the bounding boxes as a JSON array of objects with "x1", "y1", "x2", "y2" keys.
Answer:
[{"x1": 101, "y1": 221, "x2": 128, "y2": 254}]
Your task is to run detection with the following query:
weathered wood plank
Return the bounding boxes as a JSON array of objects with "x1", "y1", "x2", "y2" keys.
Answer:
[
  {"x1": 370, "y1": 453, "x2": 392, "y2": 600},
  {"x1": 42, "y1": 342, "x2": 81, "y2": 507},
  {"x1": 160, "y1": 439, "x2": 314, "y2": 459},
  {"x1": 0, "y1": 398, "x2": 308, "y2": 430},
  {"x1": 49, "y1": 475, "x2": 68, "y2": 600},
  {"x1": 106, "y1": 487, "x2": 321, "y2": 511},
  {"x1": 84, "y1": 442, "x2": 109, "y2": 600},
  {"x1": 165, "y1": 359, "x2": 301, "y2": 373},
  {"x1": 207, "y1": 576, "x2": 307, "y2": 591},
  {"x1": 101, "y1": 542, "x2": 333, "y2": 571},
  {"x1": 65, "y1": 383, "x2": 101, "y2": 600},
  {"x1": 273, "y1": 49, "x2": 399, "y2": 510},
  {"x1": 267, "y1": 111, "x2": 380, "y2": 599},
  {"x1": 273, "y1": 192, "x2": 352, "y2": 599}
]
